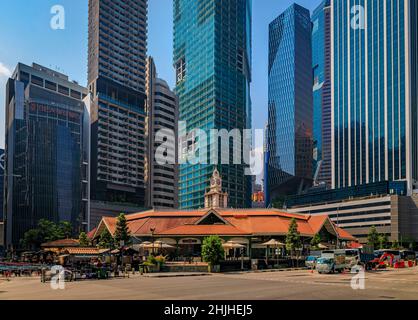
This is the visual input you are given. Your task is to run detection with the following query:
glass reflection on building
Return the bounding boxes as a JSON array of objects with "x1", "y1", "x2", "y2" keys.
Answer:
[
  {"x1": 5, "y1": 63, "x2": 89, "y2": 247},
  {"x1": 267, "y1": 4, "x2": 313, "y2": 202}
]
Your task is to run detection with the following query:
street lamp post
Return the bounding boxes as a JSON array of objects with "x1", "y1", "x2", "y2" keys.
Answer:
[{"x1": 150, "y1": 227, "x2": 156, "y2": 255}]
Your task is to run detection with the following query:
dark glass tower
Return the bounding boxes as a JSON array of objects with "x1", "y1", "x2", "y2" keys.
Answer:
[
  {"x1": 266, "y1": 4, "x2": 313, "y2": 203},
  {"x1": 88, "y1": 0, "x2": 148, "y2": 207},
  {"x1": 174, "y1": 0, "x2": 252, "y2": 209},
  {"x1": 312, "y1": 0, "x2": 332, "y2": 188},
  {"x1": 331, "y1": 0, "x2": 418, "y2": 194},
  {"x1": 4, "y1": 63, "x2": 89, "y2": 247}
]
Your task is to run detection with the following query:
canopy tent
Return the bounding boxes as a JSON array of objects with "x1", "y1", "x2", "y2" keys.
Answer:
[
  {"x1": 261, "y1": 239, "x2": 285, "y2": 247},
  {"x1": 222, "y1": 241, "x2": 245, "y2": 249},
  {"x1": 133, "y1": 241, "x2": 175, "y2": 254},
  {"x1": 142, "y1": 241, "x2": 174, "y2": 249},
  {"x1": 222, "y1": 241, "x2": 246, "y2": 259},
  {"x1": 258, "y1": 239, "x2": 285, "y2": 264}
]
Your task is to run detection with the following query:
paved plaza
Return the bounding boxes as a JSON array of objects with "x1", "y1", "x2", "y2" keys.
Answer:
[{"x1": 1, "y1": 268, "x2": 418, "y2": 300}]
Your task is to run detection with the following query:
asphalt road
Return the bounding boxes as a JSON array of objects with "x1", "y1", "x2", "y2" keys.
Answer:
[{"x1": 1, "y1": 267, "x2": 418, "y2": 300}]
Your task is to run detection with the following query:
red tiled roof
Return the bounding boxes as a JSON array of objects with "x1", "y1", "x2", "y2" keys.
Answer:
[
  {"x1": 307, "y1": 215, "x2": 329, "y2": 234},
  {"x1": 87, "y1": 228, "x2": 97, "y2": 239},
  {"x1": 41, "y1": 239, "x2": 79, "y2": 248},
  {"x1": 157, "y1": 224, "x2": 249, "y2": 236},
  {"x1": 210, "y1": 209, "x2": 311, "y2": 220},
  {"x1": 126, "y1": 209, "x2": 205, "y2": 221},
  {"x1": 102, "y1": 217, "x2": 117, "y2": 234},
  {"x1": 94, "y1": 208, "x2": 356, "y2": 241},
  {"x1": 130, "y1": 217, "x2": 200, "y2": 235},
  {"x1": 63, "y1": 248, "x2": 110, "y2": 255},
  {"x1": 346, "y1": 241, "x2": 363, "y2": 249},
  {"x1": 336, "y1": 226, "x2": 357, "y2": 241}
]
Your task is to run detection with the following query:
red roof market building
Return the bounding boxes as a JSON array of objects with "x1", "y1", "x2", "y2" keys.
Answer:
[
  {"x1": 91, "y1": 208, "x2": 356, "y2": 256},
  {"x1": 91, "y1": 170, "x2": 357, "y2": 257}
]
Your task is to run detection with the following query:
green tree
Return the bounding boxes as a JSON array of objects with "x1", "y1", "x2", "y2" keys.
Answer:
[
  {"x1": 37, "y1": 219, "x2": 61, "y2": 242},
  {"x1": 286, "y1": 218, "x2": 302, "y2": 266},
  {"x1": 79, "y1": 232, "x2": 90, "y2": 247},
  {"x1": 58, "y1": 221, "x2": 73, "y2": 239},
  {"x1": 310, "y1": 233, "x2": 321, "y2": 250},
  {"x1": 98, "y1": 229, "x2": 115, "y2": 249},
  {"x1": 201, "y1": 236, "x2": 224, "y2": 268},
  {"x1": 378, "y1": 234, "x2": 389, "y2": 250},
  {"x1": 391, "y1": 240, "x2": 401, "y2": 250},
  {"x1": 367, "y1": 226, "x2": 380, "y2": 249},
  {"x1": 21, "y1": 229, "x2": 42, "y2": 250},
  {"x1": 21, "y1": 219, "x2": 73, "y2": 250},
  {"x1": 114, "y1": 213, "x2": 131, "y2": 247}
]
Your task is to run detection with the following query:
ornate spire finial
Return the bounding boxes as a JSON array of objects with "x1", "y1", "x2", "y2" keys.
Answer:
[{"x1": 205, "y1": 168, "x2": 228, "y2": 209}]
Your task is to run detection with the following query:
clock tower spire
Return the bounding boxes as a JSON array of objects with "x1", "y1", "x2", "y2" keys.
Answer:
[{"x1": 204, "y1": 168, "x2": 228, "y2": 208}]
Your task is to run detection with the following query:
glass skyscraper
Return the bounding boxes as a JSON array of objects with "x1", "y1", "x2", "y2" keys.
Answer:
[
  {"x1": 4, "y1": 63, "x2": 90, "y2": 247},
  {"x1": 331, "y1": 0, "x2": 418, "y2": 193},
  {"x1": 174, "y1": 0, "x2": 252, "y2": 209},
  {"x1": 312, "y1": 0, "x2": 332, "y2": 187},
  {"x1": 266, "y1": 4, "x2": 313, "y2": 203}
]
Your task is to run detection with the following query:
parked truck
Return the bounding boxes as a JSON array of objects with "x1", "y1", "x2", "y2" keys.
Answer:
[
  {"x1": 316, "y1": 250, "x2": 347, "y2": 274},
  {"x1": 343, "y1": 246, "x2": 375, "y2": 270}
]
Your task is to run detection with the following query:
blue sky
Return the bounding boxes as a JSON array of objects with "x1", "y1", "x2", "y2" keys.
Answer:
[{"x1": 0, "y1": 0, "x2": 320, "y2": 149}]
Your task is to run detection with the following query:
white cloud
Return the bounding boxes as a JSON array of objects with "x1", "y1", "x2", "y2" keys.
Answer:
[{"x1": 0, "y1": 62, "x2": 11, "y2": 78}]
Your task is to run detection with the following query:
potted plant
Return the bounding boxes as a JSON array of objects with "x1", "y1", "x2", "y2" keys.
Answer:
[
  {"x1": 146, "y1": 255, "x2": 160, "y2": 272},
  {"x1": 202, "y1": 236, "x2": 224, "y2": 273}
]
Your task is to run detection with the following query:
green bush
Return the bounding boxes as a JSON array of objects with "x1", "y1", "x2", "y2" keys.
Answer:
[{"x1": 202, "y1": 236, "x2": 224, "y2": 266}]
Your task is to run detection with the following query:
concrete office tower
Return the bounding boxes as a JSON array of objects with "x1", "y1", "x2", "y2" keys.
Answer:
[
  {"x1": 312, "y1": 0, "x2": 332, "y2": 188},
  {"x1": 88, "y1": 0, "x2": 148, "y2": 93},
  {"x1": 88, "y1": 0, "x2": 148, "y2": 215},
  {"x1": 266, "y1": 4, "x2": 313, "y2": 204},
  {"x1": 145, "y1": 57, "x2": 179, "y2": 209},
  {"x1": 174, "y1": 0, "x2": 252, "y2": 209},
  {"x1": 4, "y1": 63, "x2": 90, "y2": 247},
  {"x1": 331, "y1": 0, "x2": 418, "y2": 194}
]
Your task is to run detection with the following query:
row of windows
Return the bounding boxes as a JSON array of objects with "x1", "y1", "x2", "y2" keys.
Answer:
[
  {"x1": 20, "y1": 71, "x2": 85, "y2": 100},
  {"x1": 338, "y1": 216, "x2": 391, "y2": 226},
  {"x1": 297, "y1": 201, "x2": 391, "y2": 215}
]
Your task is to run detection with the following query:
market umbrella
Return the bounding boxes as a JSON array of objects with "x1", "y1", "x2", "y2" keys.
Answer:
[
  {"x1": 261, "y1": 239, "x2": 285, "y2": 247},
  {"x1": 261, "y1": 239, "x2": 285, "y2": 264},
  {"x1": 222, "y1": 241, "x2": 245, "y2": 259},
  {"x1": 137, "y1": 241, "x2": 174, "y2": 250},
  {"x1": 222, "y1": 241, "x2": 245, "y2": 249},
  {"x1": 318, "y1": 243, "x2": 328, "y2": 249},
  {"x1": 153, "y1": 241, "x2": 175, "y2": 249}
]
